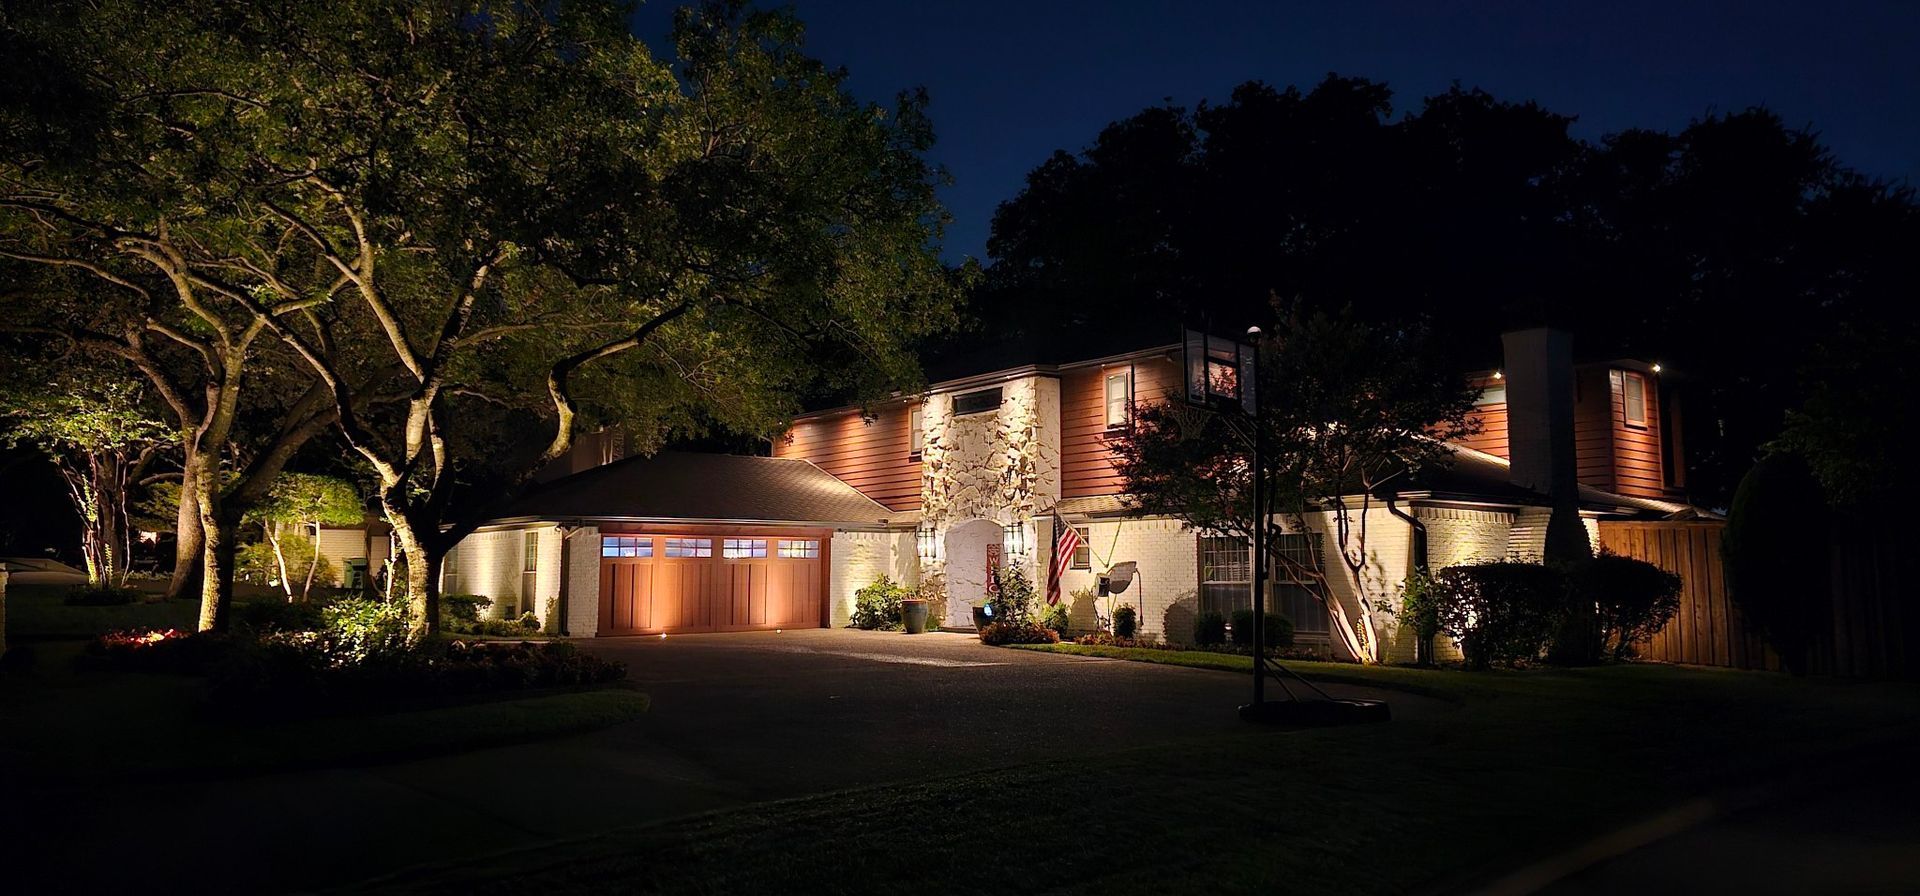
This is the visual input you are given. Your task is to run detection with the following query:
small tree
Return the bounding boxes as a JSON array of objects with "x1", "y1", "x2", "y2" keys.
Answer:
[
  {"x1": 1113, "y1": 300, "x2": 1478, "y2": 663},
  {"x1": 246, "y1": 473, "x2": 364, "y2": 602},
  {"x1": 2, "y1": 375, "x2": 169, "y2": 590}
]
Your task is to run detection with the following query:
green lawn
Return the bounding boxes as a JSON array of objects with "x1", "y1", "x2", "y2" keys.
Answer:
[
  {"x1": 0, "y1": 640, "x2": 649, "y2": 778},
  {"x1": 371, "y1": 662, "x2": 1920, "y2": 895},
  {"x1": 5, "y1": 582, "x2": 201, "y2": 639}
]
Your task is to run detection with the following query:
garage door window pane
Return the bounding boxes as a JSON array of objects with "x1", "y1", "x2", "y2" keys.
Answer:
[
  {"x1": 778, "y1": 539, "x2": 819, "y2": 559},
  {"x1": 723, "y1": 538, "x2": 767, "y2": 559},
  {"x1": 665, "y1": 537, "x2": 712, "y2": 558},
  {"x1": 601, "y1": 536, "x2": 652, "y2": 558}
]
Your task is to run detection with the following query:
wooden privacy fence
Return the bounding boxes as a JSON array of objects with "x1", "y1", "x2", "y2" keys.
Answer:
[
  {"x1": 1599, "y1": 517, "x2": 1915, "y2": 677},
  {"x1": 1598, "y1": 521, "x2": 1779, "y2": 672}
]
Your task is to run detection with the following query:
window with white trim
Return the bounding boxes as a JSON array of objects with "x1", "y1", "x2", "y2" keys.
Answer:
[
  {"x1": 665, "y1": 537, "x2": 712, "y2": 558},
  {"x1": 953, "y1": 387, "x2": 1001, "y2": 416},
  {"x1": 1198, "y1": 535, "x2": 1251, "y2": 617},
  {"x1": 441, "y1": 544, "x2": 461, "y2": 594},
  {"x1": 909, "y1": 405, "x2": 924, "y2": 458},
  {"x1": 1071, "y1": 527, "x2": 1091, "y2": 569},
  {"x1": 601, "y1": 536, "x2": 653, "y2": 558},
  {"x1": 523, "y1": 531, "x2": 539, "y2": 572},
  {"x1": 1622, "y1": 370, "x2": 1648, "y2": 428},
  {"x1": 1104, "y1": 369, "x2": 1133, "y2": 428},
  {"x1": 722, "y1": 538, "x2": 767, "y2": 559},
  {"x1": 778, "y1": 539, "x2": 820, "y2": 559}
]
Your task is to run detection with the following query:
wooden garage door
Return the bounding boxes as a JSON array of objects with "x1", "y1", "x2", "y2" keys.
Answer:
[{"x1": 598, "y1": 532, "x2": 825, "y2": 635}]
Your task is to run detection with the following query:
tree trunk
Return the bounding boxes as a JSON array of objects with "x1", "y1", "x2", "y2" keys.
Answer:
[
  {"x1": 301, "y1": 523, "x2": 321, "y2": 601},
  {"x1": 386, "y1": 509, "x2": 440, "y2": 641},
  {"x1": 192, "y1": 450, "x2": 235, "y2": 632},
  {"x1": 166, "y1": 456, "x2": 204, "y2": 601}
]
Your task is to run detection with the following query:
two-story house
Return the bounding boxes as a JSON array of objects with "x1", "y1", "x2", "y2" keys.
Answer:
[{"x1": 444, "y1": 327, "x2": 1705, "y2": 661}]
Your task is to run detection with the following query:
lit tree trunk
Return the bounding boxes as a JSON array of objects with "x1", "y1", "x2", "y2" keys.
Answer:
[
  {"x1": 385, "y1": 506, "x2": 440, "y2": 641},
  {"x1": 191, "y1": 447, "x2": 237, "y2": 632},
  {"x1": 166, "y1": 460, "x2": 203, "y2": 601},
  {"x1": 265, "y1": 522, "x2": 294, "y2": 600},
  {"x1": 301, "y1": 523, "x2": 321, "y2": 602}
]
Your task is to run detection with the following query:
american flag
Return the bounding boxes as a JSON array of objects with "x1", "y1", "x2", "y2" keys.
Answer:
[{"x1": 1047, "y1": 510, "x2": 1083, "y2": 606}]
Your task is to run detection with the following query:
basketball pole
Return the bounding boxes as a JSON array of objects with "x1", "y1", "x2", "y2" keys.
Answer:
[{"x1": 1246, "y1": 326, "x2": 1265, "y2": 708}]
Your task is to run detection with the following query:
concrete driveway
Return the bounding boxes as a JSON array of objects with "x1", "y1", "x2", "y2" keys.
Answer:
[{"x1": 11, "y1": 629, "x2": 1427, "y2": 893}]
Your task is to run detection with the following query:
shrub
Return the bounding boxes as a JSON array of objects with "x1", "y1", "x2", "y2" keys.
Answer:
[
  {"x1": 62, "y1": 586, "x2": 142, "y2": 606},
  {"x1": 1574, "y1": 551, "x2": 1683, "y2": 659},
  {"x1": 851, "y1": 575, "x2": 908, "y2": 630},
  {"x1": 86, "y1": 628, "x2": 224, "y2": 672},
  {"x1": 234, "y1": 598, "x2": 327, "y2": 633},
  {"x1": 207, "y1": 636, "x2": 627, "y2": 711},
  {"x1": 1431, "y1": 561, "x2": 1566, "y2": 669},
  {"x1": 1073, "y1": 632, "x2": 1159, "y2": 648},
  {"x1": 319, "y1": 597, "x2": 410, "y2": 663},
  {"x1": 1042, "y1": 603, "x2": 1070, "y2": 636},
  {"x1": 440, "y1": 594, "x2": 492, "y2": 628},
  {"x1": 989, "y1": 566, "x2": 1039, "y2": 625},
  {"x1": 1228, "y1": 610, "x2": 1295, "y2": 649},
  {"x1": 979, "y1": 621, "x2": 1060, "y2": 646},
  {"x1": 1192, "y1": 610, "x2": 1228, "y2": 646},
  {"x1": 1112, "y1": 604, "x2": 1138, "y2": 640}
]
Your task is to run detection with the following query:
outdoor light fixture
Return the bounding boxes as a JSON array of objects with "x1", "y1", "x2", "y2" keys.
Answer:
[
  {"x1": 916, "y1": 524, "x2": 940, "y2": 562},
  {"x1": 1493, "y1": 370, "x2": 1503, "y2": 380},
  {"x1": 1003, "y1": 521, "x2": 1029, "y2": 557},
  {"x1": 1652, "y1": 363, "x2": 1663, "y2": 374}
]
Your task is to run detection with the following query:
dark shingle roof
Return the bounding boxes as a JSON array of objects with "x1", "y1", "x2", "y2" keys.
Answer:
[{"x1": 494, "y1": 452, "x2": 896, "y2": 528}]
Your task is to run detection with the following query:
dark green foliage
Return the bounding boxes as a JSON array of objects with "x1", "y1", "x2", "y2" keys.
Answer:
[
  {"x1": 850, "y1": 576, "x2": 908, "y2": 631},
  {"x1": 1432, "y1": 562, "x2": 1567, "y2": 669},
  {"x1": 61, "y1": 587, "x2": 141, "y2": 606},
  {"x1": 440, "y1": 594, "x2": 492, "y2": 628},
  {"x1": 978, "y1": 622, "x2": 1060, "y2": 646},
  {"x1": 1572, "y1": 552, "x2": 1684, "y2": 659},
  {"x1": 1229, "y1": 610, "x2": 1295, "y2": 649},
  {"x1": 207, "y1": 637, "x2": 626, "y2": 712},
  {"x1": 1112, "y1": 604, "x2": 1138, "y2": 640},
  {"x1": 1723, "y1": 454, "x2": 1832, "y2": 673},
  {"x1": 1042, "y1": 604, "x2": 1071, "y2": 636},
  {"x1": 233, "y1": 599, "x2": 326, "y2": 633},
  {"x1": 1192, "y1": 611, "x2": 1228, "y2": 647}
]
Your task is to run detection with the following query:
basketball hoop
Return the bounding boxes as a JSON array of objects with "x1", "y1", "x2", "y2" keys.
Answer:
[{"x1": 1166, "y1": 402, "x2": 1214, "y2": 442}]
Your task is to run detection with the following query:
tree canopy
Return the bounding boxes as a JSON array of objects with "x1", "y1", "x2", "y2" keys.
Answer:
[{"x1": 975, "y1": 75, "x2": 1920, "y2": 507}]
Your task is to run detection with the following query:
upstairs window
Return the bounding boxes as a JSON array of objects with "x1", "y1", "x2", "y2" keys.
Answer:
[
  {"x1": 1622, "y1": 371, "x2": 1648, "y2": 428},
  {"x1": 953, "y1": 387, "x2": 1002, "y2": 417},
  {"x1": 1104, "y1": 370, "x2": 1133, "y2": 428},
  {"x1": 1476, "y1": 384, "x2": 1507, "y2": 406},
  {"x1": 909, "y1": 405, "x2": 924, "y2": 458}
]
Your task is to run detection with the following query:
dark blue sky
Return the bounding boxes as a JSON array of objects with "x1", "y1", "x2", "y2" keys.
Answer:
[{"x1": 631, "y1": 1, "x2": 1920, "y2": 263}]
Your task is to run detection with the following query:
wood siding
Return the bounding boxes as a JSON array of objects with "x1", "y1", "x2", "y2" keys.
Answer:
[
  {"x1": 1606, "y1": 369, "x2": 1667, "y2": 499},
  {"x1": 1458, "y1": 373, "x2": 1509, "y2": 459},
  {"x1": 1061, "y1": 355, "x2": 1180, "y2": 498},
  {"x1": 774, "y1": 404, "x2": 921, "y2": 511},
  {"x1": 1573, "y1": 366, "x2": 1616, "y2": 490}
]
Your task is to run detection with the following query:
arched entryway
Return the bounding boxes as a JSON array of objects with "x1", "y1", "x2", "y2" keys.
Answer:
[{"x1": 943, "y1": 518, "x2": 1001, "y2": 629}]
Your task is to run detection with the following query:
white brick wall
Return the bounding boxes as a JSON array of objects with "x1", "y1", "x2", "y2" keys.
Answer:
[
  {"x1": 830, "y1": 530, "x2": 907, "y2": 627},
  {"x1": 444, "y1": 525, "x2": 564, "y2": 628},
  {"x1": 1306, "y1": 508, "x2": 1415, "y2": 663},
  {"x1": 1052, "y1": 518, "x2": 1197, "y2": 641},
  {"x1": 1420, "y1": 507, "x2": 1515, "y2": 568},
  {"x1": 560, "y1": 526, "x2": 600, "y2": 637}
]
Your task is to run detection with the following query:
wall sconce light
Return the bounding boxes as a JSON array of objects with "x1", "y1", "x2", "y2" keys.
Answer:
[
  {"x1": 1651, "y1": 362, "x2": 1663, "y2": 374},
  {"x1": 916, "y1": 524, "x2": 940, "y2": 563},
  {"x1": 1003, "y1": 521, "x2": 1029, "y2": 558},
  {"x1": 1492, "y1": 370, "x2": 1503, "y2": 380}
]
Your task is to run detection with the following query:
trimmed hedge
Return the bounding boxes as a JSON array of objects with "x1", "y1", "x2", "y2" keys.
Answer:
[{"x1": 1229, "y1": 610, "x2": 1295, "y2": 649}]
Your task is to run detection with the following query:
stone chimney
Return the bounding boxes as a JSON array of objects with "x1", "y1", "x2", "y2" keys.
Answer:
[{"x1": 1501, "y1": 328, "x2": 1578, "y2": 501}]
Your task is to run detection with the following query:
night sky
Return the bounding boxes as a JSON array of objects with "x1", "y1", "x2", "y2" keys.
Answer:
[{"x1": 631, "y1": 0, "x2": 1920, "y2": 263}]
